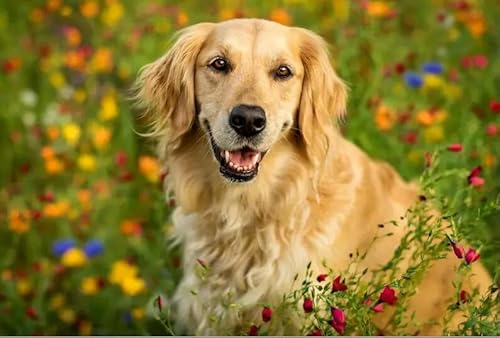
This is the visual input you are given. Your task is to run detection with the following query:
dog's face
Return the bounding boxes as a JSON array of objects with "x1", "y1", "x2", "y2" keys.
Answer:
[{"x1": 137, "y1": 19, "x2": 347, "y2": 183}]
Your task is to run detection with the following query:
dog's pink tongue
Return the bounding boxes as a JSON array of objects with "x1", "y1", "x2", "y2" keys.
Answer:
[{"x1": 229, "y1": 149, "x2": 258, "y2": 167}]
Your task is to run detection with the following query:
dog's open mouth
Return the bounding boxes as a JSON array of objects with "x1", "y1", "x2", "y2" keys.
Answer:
[{"x1": 206, "y1": 125, "x2": 266, "y2": 182}]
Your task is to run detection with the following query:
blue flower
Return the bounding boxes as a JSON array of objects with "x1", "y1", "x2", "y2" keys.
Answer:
[
  {"x1": 404, "y1": 72, "x2": 423, "y2": 88},
  {"x1": 422, "y1": 62, "x2": 443, "y2": 74},
  {"x1": 52, "y1": 239, "x2": 75, "y2": 256},
  {"x1": 123, "y1": 311, "x2": 132, "y2": 325},
  {"x1": 83, "y1": 239, "x2": 104, "y2": 258}
]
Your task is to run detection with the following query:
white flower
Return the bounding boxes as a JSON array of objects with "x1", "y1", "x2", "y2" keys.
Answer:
[{"x1": 19, "y1": 89, "x2": 38, "y2": 107}]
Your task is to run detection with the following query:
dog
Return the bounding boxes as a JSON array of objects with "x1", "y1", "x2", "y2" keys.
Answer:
[{"x1": 135, "y1": 18, "x2": 491, "y2": 335}]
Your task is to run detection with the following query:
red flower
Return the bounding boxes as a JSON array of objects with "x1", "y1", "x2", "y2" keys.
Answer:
[
  {"x1": 378, "y1": 286, "x2": 398, "y2": 305},
  {"x1": 249, "y1": 325, "x2": 259, "y2": 336},
  {"x1": 308, "y1": 328, "x2": 323, "y2": 336},
  {"x1": 486, "y1": 124, "x2": 498, "y2": 136},
  {"x1": 447, "y1": 143, "x2": 463, "y2": 152},
  {"x1": 316, "y1": 274, "x2": 328, "y2": 282},
  {"x1": 490, "y1": 100, "x2": 500, "y2": 113},
  {"x1": 155, "y1": 295, "x2": 163, "y2": 312},
  {"x1": 468, "y1": 166, "x2": 482, "y2": 179},
  {"x1": 25, "y1": 306, "x2": 38, "y2": 319},
  {"x1": 394, "y1": 63, "x2": 406, "y2": 75},
  {"x1": 330, "y1": 308, "x2": 346, "y2": 335},
  {"x1": 262, "y1": 307, "x2": 272, "y2": 322},
  {"x1": 452, "y1": 242, "x2": 464, "y2": 259},
  {"x1": 303, "y1": 298, "x2": 314, "y2": 313},
  {"x1": 372, "y1": 303, "x2": 384, "y2": 312},
  {"x1": 331, "y1": 275, "x2": 347, "y2": 293},
  {"x1": 473, "y1": 55, "x2": 488, "y2": 69},
  {"x1": 464, "y1": 248, "x2": 480, "y2": 264},
  {"x1": 460, "y1": 290, "x2": 470, "y2": 303},
  {"x1": 115, "y1": 151, "x2": 128, "y2": 166}
]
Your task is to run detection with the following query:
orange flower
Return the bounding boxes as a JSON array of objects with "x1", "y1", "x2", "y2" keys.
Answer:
[
  {"x1": 176, "y1": 11, "x2": 189, "y2": 27},
  {"x1": 92, "y1": 125, "x2": 112, "y2": 149},
  {"x1": 120, "y1": 219, "x2": 142, "y2": 236},
  {"x1": 92, "y1": 48, "x2": 113, "y2": 73},
  {"x1": 138, "y1": 156, "x2": 160, "y2": 183},
  {"x1": 46, "y1": 0, "x2": 62, "y2": 12},
  {"x1": 374, "y1": 104, "x2": 396, "y2": 131},
  {"x1": 269, "y1": 9, "x2": 291, "y2": 25},
  {"x1": 46, "y1": 126, "x2": 60, "y2": 141},
  {"x1": 365, "y1": 1, "x2": 393, "y2": 18},
  {"x1": 416, "y1": 109, "x2": 447, "y2": 126},
  {"x1": 9, "y1": 209, "x2": 30, "y2": 233},
  {"x1": 77, "y1": 189, "x2": 92, "y2": 209},
  {"x1": 41, "y1": 146, "x2": 55, "y2": 159},
  {"x1": 43, "y1": 201, "x2": 70, "y2": 218},
  {"x1": 30, "y1": 8, "x2": 45, "y2": 23},
  {"x1": 45, "y1": 157, "x2": 65, "y2": 175},
  {"x1": 64, "y1": 27, "x2": 81, "y2": 47},
  {"x1": 64, "y1": 50, "x2": 86, "y2": 71},
  {"x1": 80, "y1": 0, "x2": 99, "y2": 18}
]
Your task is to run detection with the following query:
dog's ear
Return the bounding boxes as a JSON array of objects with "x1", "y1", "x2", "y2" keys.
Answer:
[
  {"x1": 295, "y1": 28, "x2": 347, "y2": 167},
  {"x1": 135, "y1": 23, "x2": 214, "y2": 148}
]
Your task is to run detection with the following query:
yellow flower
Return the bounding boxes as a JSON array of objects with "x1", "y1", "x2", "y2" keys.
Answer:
[
  {"x1": 73, "y1": 89, "x2": 87, "y2": 103},
  {"x1": 443, "y1": 84, "x2": 462, "y2": 99},
  {"x1": 81, "y1": 277, "x2": 99, "y2": 295},
  {"x1": 132, "y1": 307, "x2": 145, "y2": 320},
  {"x1": 80, "y1": 0, "x2": 99, "y2": 18},
  {"x1": 101, "y1": 0, "x2": 124, "y2": 27},
  {"x1": 98, "y1": 93, "x2": 118, "y2": 121},
  {"x1": 50, "y1": 293, "x2": 66, "y2": 310},
  {"x1": 374, "y1": 104, "x2": 396, "y2": 131},
  {"x1": 9, "y1": 209, "x2": 30, "y2": 233},
  {"x1": 92, "y1": 48, "x2": 113, "y2": 73},
  {"x1": 121, "y1": 276, "x2": 146, "y2": 296},
  {"x1": 50, "y1": 72, "x2": 65, "y2": 89},
  {"x1": 16, "y1": 279, "x2": 32, "y2": 296},
  {"x1": 62, "y1": 123, "x2": 81, "y2": 145},
  {"x1": 423, "y1": 74, "x2": 443, "y2": 90},
  {"x1": 60, "y1": 5, "x2": 72, "y2": 17},
  {"x1": 269, "y1": 8, "x2": 291, "y2": 25},
  {"x1": 332, "y1": 0, "x2": 350, "y2": 22},
  {"x1": 61, "y1": 248, "x2": 87, "y2": 268},
  {"x1": 43, "y1": 201, "x2": 70, "y2": 218},
  {"x1": 109, "y1": 260, "x2": 138, "y2": 284},
  {"x1": 365, "y1": 1, "x2": 393, "y2": 17},
  {"x1": 45, "y1": 157, "x2": 65, "y2": 175},
  {"x1": 92, "y1": 125, "x2": 111, "y2": 149},
  {"x1": 423, "y1": 125, "x2": 444, "y2": 143},
  {"x1": 407, "y1": 150, "x2": 422, "y2": 165},
  {"x1": 59, "y1": 308, "x2": 76, "y2": 324},
  {"x1": 138, "y1": 156, "x2": 159, "y2": 183},
  {"x1": 78, "y1": 154, "x2": 96, "y2": 171},
  {"x1": 416, "y1": 109, "x2": 448, "y2": 126}
]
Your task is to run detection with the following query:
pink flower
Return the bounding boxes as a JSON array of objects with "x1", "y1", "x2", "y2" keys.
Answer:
[
  {"x1": 473, "y1": 55, "x2": 488, "y2": 69},
  {"x1": 331, "y1": 275, "x2": 348, "y2": 293},
  {"x1": 330, "y1": 308, "x2": 346, "y2": 335},
  {"x1": 316, "y1": 274, "x2": 328, "y2": 282},
  {"x1": 303, "y1": 298, "x2": 314, "y2": 313},
  {"x1": 262, "y1": 307, "x2": 272, "y2": 322},
  {"x1": 308, "y1": 328, "x2": 323, "y2": 336},
  {"x1": 447, "y1": 143, "x2": 463, "y2": 152},
  {"x1": 115, "y1": 151, "x2": 128, "y2": 166},
  {"x1": 371, "y1": 303, "x2": 384, "y2": 312},
  {"x1": 452, "y1": 242, "x2": 464, "y2": 259},
  {"x1": 460, "y1": 290, "x2": 470, "y2": 303},
  {"x1": 464, "y1": 248, "x2": 480, "y2": 264},
  {"x1": 249, "y1": 325, "x2": 259, "y2": 336},
  {"x1": 486, "y1": 124, "x2": 498, "y2": 136},
  {"x1": 378, "y1": 286, "x2": 398, "y2": 305},
  {"x1": 469, "y1": 176, "x2": 485, "y2": 187}
]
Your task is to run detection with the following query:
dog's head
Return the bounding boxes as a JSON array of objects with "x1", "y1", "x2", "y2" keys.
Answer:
[{"x1": 136, "y1": 19, "x2": 346, "y2": 183}]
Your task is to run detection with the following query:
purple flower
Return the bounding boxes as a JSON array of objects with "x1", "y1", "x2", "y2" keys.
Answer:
[
  {"x1": 404, "y1": 72, "x2": 423, "y2": 88},
  {"x1": 52, "y1": 239, "x2": 75, "y2": 256},
  {"x1": 422, "y1": 62, "x2": 443, "y2": 74},
  {"x1": 83, "y1": 239, "x2": 104, "y2": 258}
]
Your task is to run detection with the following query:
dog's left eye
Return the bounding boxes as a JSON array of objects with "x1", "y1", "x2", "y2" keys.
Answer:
[{"x1": 275, "y1": 65, "x2": 292, "y2": 79}]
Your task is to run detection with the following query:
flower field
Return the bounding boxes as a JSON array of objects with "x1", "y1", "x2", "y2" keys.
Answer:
[{"x1": 0, "y1": 0, "x2": 498, "y2": 335}]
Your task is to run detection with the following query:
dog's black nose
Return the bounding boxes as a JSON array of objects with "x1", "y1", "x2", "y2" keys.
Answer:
[{"x1": 229, "y1": 105, "x2": 266, "y2": 137}]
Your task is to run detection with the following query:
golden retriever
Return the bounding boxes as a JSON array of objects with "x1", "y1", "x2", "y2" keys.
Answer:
[{"x1": 135, "y1": 18, "x2": 491, "y2": 335}]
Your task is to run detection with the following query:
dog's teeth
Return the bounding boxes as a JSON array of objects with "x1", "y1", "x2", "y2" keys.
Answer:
[
  {"x1": 229, "y1": 161, "x2": 234, "y2": 168},
  {"x1": 224, "y1": 150, "x2": 230, "y2": 163}
]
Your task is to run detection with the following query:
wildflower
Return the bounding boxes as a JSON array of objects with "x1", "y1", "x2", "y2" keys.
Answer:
[
  {"x1": 424, "y1": 125, "x2": 444, "y2": 143},
  {"x1": 469, "y1": 176, "x2": 485, "y2": 187},
  {"x1": 303, "y1": 298, "x2": 314, "y2": 313},
  {"x1": 45, "y1": 157, "x2": 65, "y2": 175},
  {"x1": 25, "y1": 306, "x2": 38, "y2": 319},
  {"x1": 92, "y1": 48, "x2": 113, "y2": 73},
  {"x1": 176, "y1": 11, "x2": 189, "y2": 27},
  {"x1": 460, "y1": 290, "x2": 470, "y2": 303},
  {"x1": 402, "y1": 131, "x2": 418, "y2": 145},
  {"x1": 447, "y1": 143, "x2": 463, "y2": 152},
  {"x1": 8, "y1": 209, "x2": 30, "y2": 233},
  {"x1": 52, "y1": 239, "x2": 76, "y2": 256},
  {"x1": 17, "y1": 279, "x2": 32, "y2": 296},
  {"x1": 378, "y1": 286, "x2": 397, "y2": 305},
  {"x1": 490, "y1": 100, "x2": 500, "y2": 113},
  {"x1": 78, "y1": 154, "x2": 96, "y2": 171},
  {"x1": 473, "y1": 55, "x2": 488, "y2": 69},
  {"x1": 132, "y1": 307, "x2": 144, "y2": 319},
  {"x1": 121, "y1": 219, "x2": 143, "y2": 236},
  {"x1": 2, "y1": 57, "x2": 22, "y2": 74},
  {"x1": 61, "y1": 248, "x2": 87, "y2": 267},
  {"x1": 83, "y1": 239, "x2": 104, "y2": 258},
  {"x1": 139, "y1": 156, "x2": 160, "y2": 183},
  {"x1": 50, "y1": 293, "x2": 66, "y2": 309},
  {"x1": 59, "y1": 307, "x2": 76, "y2": 324},
  {"x1": 365, "y1": 1, "x2": 394, "y2": 18},
  {"x1": 155, "y1": 295, "x2": 163, "y2": 312},
  {"x1": 464, "y1": 248, "x2": 480, "y2": 264},
  {"x1": 316, "y1": 273, "x2": 328, "y2": 283},
  {"x1": 394, "y1": 63, "x2": 405, "y2": 75},
  {"x1": 62, "y1": 123, "x2": 81, "y2": 145},
  {"x1": 423, "y1": 74, "x2": 444, "y2": 89},
  {"x1": 81, "y1": 277, "x2": 99, "y2": 295},
  {"x1": 486, "y1": 124, "x2": 498, "y2": 136},
  {"x1": 92, "y1": 125, "x2": 112, "y2": 149},
  {"x1": 101, "y1": 1, "x2": 124, "y2": 26},
  {"x1": 121, "y1": 276, "x2": 146, "y2": 296},
  {"x1": 330, "y1": 307, "x2": 346, "y2": 335},
  {"x1": 109, "y1": 260, "x2": 138, "y2": 284},
  {"x1": 374, "y1": 104, "x2": 396, "y2": 131},
  {"x1": 43, "y1": 201, "x2": 70, "y2": 218},
  {"x1": 404, "y1": 72, "x2": 423, "y2": 88},
  {"x1": 19, "y1": 89, "x2": 38, "y2": 107},
  {"x1": 308, "y1": 328, "x2": 323, "y2": 336},
  {"x1": 78, "y1": 320, "x2": 92, "y2": 335},
  {"x1": 115, "y1": 151, "x2": 128, "y2": 166},
  {"x1": 422, "y1": 62, "x2": 443, "y2": 74},
  {"x1": 80, "y1": 0, "x2": 99, "y2": 18},
  {"x1": 249, "y1": 324, "x2": 259, "y2": 335},
  {"x1": 262, "y1": 306, "x2": 272, "y2": 322},
  {"x1": 371, "y1": 303, "x2": 384, "y2": 312},
  {"x1": 448, "y1": 238, "x2": 464, "y2": 259},
  {"x1": 63, "y1": 26, "x2": 81, "y2": 47},
  {"x1": 331, "y1": 275, "x2": 348, "y2": 292},
  {"x1": 269, "y1": 9, "x2": 291, "y2": 25},
  {"x1": 98, "y1": 93, "x2": 118, "y2": 120}
]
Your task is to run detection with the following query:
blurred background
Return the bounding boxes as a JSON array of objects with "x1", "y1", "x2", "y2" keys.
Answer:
[{"x1": 0, "y1": 0, "x2": 498, "y2": 334}]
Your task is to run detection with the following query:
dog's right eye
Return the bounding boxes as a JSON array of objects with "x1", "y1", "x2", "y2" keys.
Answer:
[{"x1": 209, "y1": 57, "x2": 230, "y2": 73}]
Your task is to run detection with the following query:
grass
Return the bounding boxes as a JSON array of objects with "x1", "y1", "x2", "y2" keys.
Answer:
[{"x1": 0, "y1": 0, "x2": 498, "y2": 335}]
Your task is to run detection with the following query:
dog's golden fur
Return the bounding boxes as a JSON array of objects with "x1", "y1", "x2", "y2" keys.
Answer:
[{"x1": 136, "y1": 19, "x2": 491, "y2": 335}]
